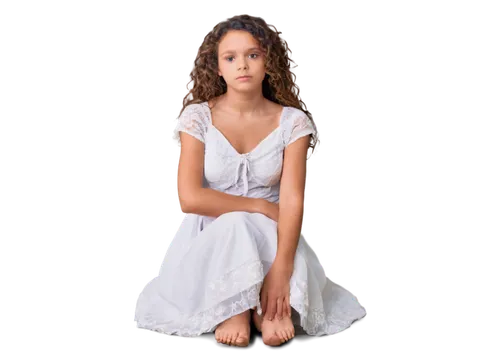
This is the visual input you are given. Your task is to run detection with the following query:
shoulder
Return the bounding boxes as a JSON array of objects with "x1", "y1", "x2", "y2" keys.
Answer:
[
  {"x1": 283, "y1": 106, "x2": 309, "y2": 125},
  {"x1": 173, "y1": 102, "x2": 210, "y2": 144},
  {"x1": 180, "y1": 102, "x2": 207, "y2": 116},
  {"x1": 282, "y1": 107, "x2": 316, "y2": 146},
  {"x1": 288, "y1": 106, "x2": 307, "y2": 116}
]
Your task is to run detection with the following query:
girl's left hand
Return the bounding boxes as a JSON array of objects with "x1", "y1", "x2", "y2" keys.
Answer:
[{"x1": 260, "y1": 260, "x2": 294, "y2": 321}]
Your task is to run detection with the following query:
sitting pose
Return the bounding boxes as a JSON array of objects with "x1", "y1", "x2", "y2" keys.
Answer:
[{"x1": 134, "y1": 14, "x2": 366, "y2": 347}]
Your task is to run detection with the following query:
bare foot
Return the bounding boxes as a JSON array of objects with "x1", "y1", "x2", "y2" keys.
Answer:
[
  {"x1": 252, "y1": 309, "x2": 295, "y2": 346},
  {"x1": 214, "y1": 309, "x2": 251, "y2": 347}
]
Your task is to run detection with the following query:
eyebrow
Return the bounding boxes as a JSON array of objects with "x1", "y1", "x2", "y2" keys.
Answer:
[{"x1": 220, "y1": 47, "x2": 262, "y2": 55}]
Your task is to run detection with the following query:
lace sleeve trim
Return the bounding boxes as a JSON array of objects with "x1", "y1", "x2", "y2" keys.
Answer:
[
  {"x1": 286, "y1": 111, "x2": 316, "y2": 147},
  {"x1": 172, "y1": 104, "x2": 208, "y2": 146}
]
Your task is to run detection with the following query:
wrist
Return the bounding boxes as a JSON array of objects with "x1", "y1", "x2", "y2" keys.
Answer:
[
  {"x1": 253, "y1": 198, "x2": 268, "y2": 215},
  {"x1": 273, "y1": 255, "x2": 294, "y2": 274}
]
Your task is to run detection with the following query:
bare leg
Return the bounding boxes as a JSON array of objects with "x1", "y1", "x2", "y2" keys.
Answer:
[
  {"x1": 252, "y1": 308, "x2": 295, "y2": 346},
  {"x1": 214, "y1": 309, "x2": 251, "y2": 347}
]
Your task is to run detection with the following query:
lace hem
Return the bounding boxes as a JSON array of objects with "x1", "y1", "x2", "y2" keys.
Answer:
[
  {"x1": 289, "y1": 278, "x2": 367, "y2": 336},
  {"x1": 134, "y1": 281, "x2": 262, "y2": 337},
  {"x1": 135, "y1": 259, "x2": 265, "y2": 337},
  {"x1": 135, "y1": 259, "x2": 366, "y2": 337},
  {"x1": 206, "y1": 259, "x2": 264, "y2": 307}
]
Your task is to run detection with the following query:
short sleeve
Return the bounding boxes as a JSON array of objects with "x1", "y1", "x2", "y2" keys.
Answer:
[
  {"x1": 285, "y1": 110, "x2": 316, "y2": 147},
  {"x1": 172, "y1": 104, "x2": 208, "y2": 146}
]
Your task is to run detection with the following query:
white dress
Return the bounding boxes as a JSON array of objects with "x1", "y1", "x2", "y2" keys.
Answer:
[{"x1": 134, "y1": 102, "x2": 367, "y2": 337}]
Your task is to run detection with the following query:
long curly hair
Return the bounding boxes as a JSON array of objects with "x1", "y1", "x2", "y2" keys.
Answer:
[{"x1": 178, "y1": 14, "x2": 319, "y2": 156}]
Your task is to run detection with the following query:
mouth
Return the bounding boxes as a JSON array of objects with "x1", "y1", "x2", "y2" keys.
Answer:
[{"x1": 236, "y1": 76, "x2": 252, "y2": 80}]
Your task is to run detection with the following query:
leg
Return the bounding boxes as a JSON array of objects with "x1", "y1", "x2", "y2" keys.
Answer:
[
  {"x1": 255, "y1": 288, "x2": 295, "y2": 346},
  {"x1": 214, "y1": 309, "x2": 251, "y2": 347}
]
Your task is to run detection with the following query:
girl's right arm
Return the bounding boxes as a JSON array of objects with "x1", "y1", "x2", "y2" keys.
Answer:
[{"x1": 177, "y1": 132, "x2": 277, "y2": 219}]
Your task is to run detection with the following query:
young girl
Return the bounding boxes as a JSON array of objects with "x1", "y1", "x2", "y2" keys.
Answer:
[{"x1": 134, "y1": 14, "x2": 366, "y2": 347}]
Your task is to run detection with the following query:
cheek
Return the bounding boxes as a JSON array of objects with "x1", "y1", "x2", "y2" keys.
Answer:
[
  {"x1": 258, "y1": 62, "x2": 268, "y2": 76},
  {"x1": 218, "y1": 60, "x2": 229, "y2": 73},
  {"x1": 261, "y1": 61, "x2": 267, "y2": 73}
]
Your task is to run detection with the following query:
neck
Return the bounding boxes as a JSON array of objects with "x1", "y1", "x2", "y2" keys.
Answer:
[{"x1": 220, "y1": 91, "x2": 267, "y2": 116}]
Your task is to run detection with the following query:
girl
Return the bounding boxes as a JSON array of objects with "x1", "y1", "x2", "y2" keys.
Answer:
[{"x1": 134, "y1": 14, "x2": 366, "y2": 347}]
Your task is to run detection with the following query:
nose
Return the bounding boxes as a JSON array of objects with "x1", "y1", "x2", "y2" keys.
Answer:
[{"x1": 238, "y1": 60, "x2": 248, "y2": 71}]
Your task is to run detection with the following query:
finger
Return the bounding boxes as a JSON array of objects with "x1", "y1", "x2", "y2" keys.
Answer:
[
  {"x1": 277, "y1": 297, "x2": 283, "y2": 320},
  {"x1": 263, "y1": 297, "x2": 269, "y2": 320},
  {"x1": 267, "y1": 298, "x2": 276, "y2": 320},
  {"x1": 261, "y1": 294, "x2": 267, "y2": 317},
  {"x1": 286, "y1": 294, "x2": 292, "y2": 317}
]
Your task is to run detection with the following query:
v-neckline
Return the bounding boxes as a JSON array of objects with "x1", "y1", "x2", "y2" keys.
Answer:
[{"x1": 203, "y1": 101, "x2": 287, "y2": 156}]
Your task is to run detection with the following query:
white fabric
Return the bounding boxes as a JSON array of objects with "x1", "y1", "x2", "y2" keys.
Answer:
[{"x1": 134, "y1": 102, "x2": 367, "y2": 337}]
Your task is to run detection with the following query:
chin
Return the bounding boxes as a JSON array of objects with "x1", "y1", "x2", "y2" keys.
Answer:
[
  {"x1": 232, "y1": 87, "x2": 259, "y2": 93},
  {"x1": 232, "y1": 81, "x2": 256, "y2": 87}
]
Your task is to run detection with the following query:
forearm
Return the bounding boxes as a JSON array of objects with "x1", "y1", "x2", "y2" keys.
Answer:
[
  {"x1": 182, "y1": 187, "x2": 262, "y2": 218},
  {"x1": 275, "y1": 202, "x2": 304, "y2": 270}
]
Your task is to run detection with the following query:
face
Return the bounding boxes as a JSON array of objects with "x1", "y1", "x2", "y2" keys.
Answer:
[{"x1": 217, "y1": 30, "x2": 266, "y2": 90}]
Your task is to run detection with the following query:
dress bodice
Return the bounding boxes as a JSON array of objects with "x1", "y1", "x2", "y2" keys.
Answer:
[{"x1": 173, "y1": 102, "x2": 317, "y2": 203}]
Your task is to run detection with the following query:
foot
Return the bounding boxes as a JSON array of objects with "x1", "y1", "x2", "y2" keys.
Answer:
[
  {"x1": 252, "y1": 309, "x2": 295, "y2": 346},
  {"x1": 214, "y1": 309, "x2": 251, "y2": 347}
]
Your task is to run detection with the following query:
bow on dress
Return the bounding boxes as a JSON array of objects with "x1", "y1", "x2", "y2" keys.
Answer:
[{"x1": 234, "y1": 154, "x2": 250, "y2": 195}]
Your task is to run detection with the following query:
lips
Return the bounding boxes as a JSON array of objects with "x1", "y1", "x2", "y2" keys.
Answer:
[{"x1": 237, "y1": 76, "x2": 252, "y2": 79}]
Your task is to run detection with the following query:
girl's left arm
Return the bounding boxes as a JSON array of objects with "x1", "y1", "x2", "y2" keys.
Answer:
[{"x1": 275, "y1": 134, "x2": 312, "y2": 271}]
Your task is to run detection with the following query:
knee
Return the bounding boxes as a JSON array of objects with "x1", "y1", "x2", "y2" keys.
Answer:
[{"x1": 217, "y1": 211, "x2": 249, "y2": 223}]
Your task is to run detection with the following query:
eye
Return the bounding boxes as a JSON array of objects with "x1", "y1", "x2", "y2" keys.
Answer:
[{"x1": 225, "y1": 53, "x2": 260, "y2": 62}]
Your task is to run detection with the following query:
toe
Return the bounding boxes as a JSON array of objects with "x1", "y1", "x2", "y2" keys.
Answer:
[
  {"x1": 265, "y1": 332, "x2": 281, "y2": 346},
  {"x1": 273, "y1": 332, "x2": 283, "y2": 345},
  {"x1": 284, "y1": 329, "x2": 290, "y2": 340},
  {"x1": 235, "y1": 333, "x2": 248, "y2": 346},
  {"x1": 277, "y1": 330, "x2": 286, "y2": 342}
]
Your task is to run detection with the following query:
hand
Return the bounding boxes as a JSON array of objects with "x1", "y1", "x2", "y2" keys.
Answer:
[
  {"x1": 256, "y1": 199, "x2": 279, "y2": 222},
  {"x1": 260, "y1": 259, "x2": 294, "y2": 321}
]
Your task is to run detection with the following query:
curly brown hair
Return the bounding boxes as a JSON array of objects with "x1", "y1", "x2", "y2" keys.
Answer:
[{"x1": 177, "y1": 14, "x2": 319, "y2": 156}]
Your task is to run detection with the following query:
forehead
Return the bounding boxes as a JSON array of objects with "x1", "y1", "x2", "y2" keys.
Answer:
[{"x1": 218, "y1": 30, "x2": 262, "y2": 54}]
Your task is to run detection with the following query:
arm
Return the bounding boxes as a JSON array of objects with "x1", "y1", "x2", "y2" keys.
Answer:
[
  {"x1": 274, "y1": 134, "x2": 311, "y2": 273},
  {"x1": 177, "y1": 131, "x2": 264, "y2": 217},
  {"x1": 260, "y1": 134, "x2": 311, "y2": 320}
]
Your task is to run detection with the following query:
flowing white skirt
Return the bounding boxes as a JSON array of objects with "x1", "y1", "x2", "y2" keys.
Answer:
[{"x1": 134, "y1": 211, "x2": 367, "y2": 337}]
